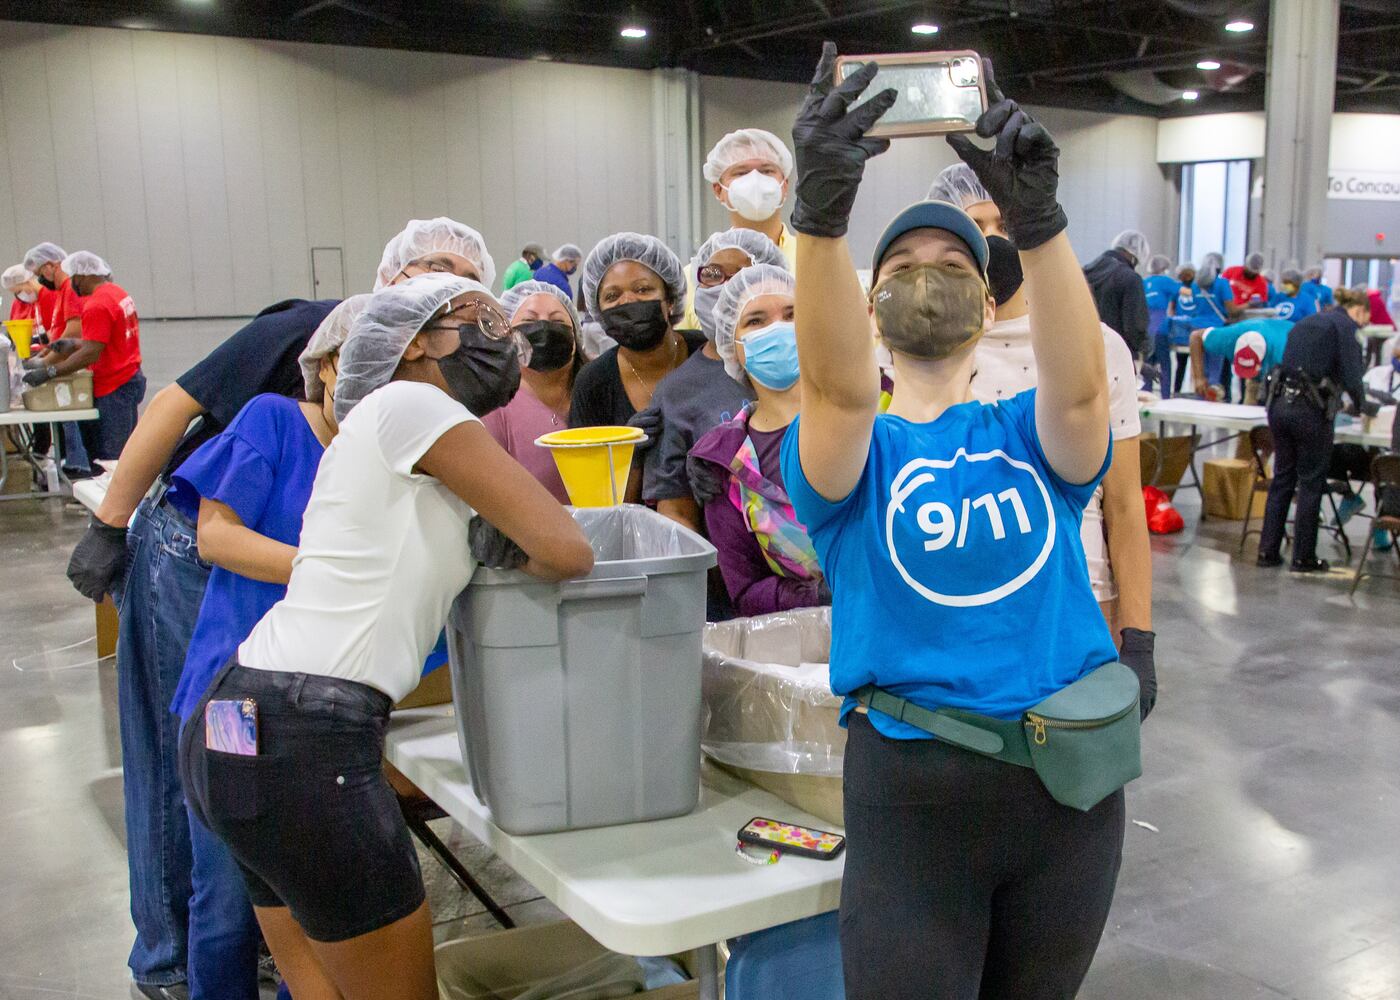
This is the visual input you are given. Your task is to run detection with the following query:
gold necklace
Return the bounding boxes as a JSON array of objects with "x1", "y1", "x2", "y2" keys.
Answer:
[{"x1": 620, "y1": 334, "x2": 679, "y2": 398}]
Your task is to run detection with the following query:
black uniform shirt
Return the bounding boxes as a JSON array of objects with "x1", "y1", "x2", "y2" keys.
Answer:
[{"x1": 1278, "y1": 309, "x2": 1367, "y2": 410}]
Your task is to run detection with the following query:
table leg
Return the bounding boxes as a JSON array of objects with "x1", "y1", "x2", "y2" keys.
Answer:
[{"x1": 696, "y1": 943, "x2": 721, "y2": 1000}]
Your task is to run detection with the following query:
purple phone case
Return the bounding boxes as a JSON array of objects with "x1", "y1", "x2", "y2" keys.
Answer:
[{"x1": 206, "y1": 699, "x2": 258, "y2": 755}]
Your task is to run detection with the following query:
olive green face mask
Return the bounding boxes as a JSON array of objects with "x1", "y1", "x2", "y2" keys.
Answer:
[{"x1": 871, "y1": 262, "x2": 989, "y2": 361}]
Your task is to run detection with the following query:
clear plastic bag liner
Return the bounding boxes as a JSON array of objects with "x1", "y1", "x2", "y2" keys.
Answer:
[
  {"x1": 701, "y1": 607, "x2": 846, "y2": 777},
  {"x1": 571, "y1": 504, "x2": 714, "y2": 565}
]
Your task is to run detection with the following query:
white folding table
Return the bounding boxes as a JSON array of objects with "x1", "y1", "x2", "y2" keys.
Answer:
[
  {"x1": 385, "y1": 707, "x2": 844, "y2": 1000},
  {"x1": 0, "y1": 405, "x2": 99, "y2": 501}
]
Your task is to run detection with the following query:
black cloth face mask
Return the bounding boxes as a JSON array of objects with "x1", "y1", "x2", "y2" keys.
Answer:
[
  {"x1": 600, "y1": 299, "x2": 670, "y2": 351},
  {"x1": 436, "y1": 323, "x2": 521, "y2": 417},
  {"x1": 37, "y1": 273, "x2": 57, "y2": 291},
  {"x1": 515, "y1": 320, "x2": 576, "y2": 373},
  {"x1": 985, "y1": 235, "x2": 1024, "y2": 306}
]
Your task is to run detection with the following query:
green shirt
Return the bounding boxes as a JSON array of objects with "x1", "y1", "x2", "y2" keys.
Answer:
[{"x1": 501, "y1": 259, "x2": 535, "y2": 291}]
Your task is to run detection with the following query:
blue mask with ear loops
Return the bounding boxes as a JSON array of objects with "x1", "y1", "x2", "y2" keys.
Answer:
[{"x1": 741, "y1": 321, "x2": 800, "y2": 390}]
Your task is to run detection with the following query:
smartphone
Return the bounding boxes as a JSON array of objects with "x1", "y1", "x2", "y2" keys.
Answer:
[
  {"x1": 206, "y1": 698, "x2": 259, "y2": 755},
  {"x1": 834, "y1": 50, "x2": 987, "y2": 138},
  {"x1": 739, "y1": 817, "x2": 846, "y2": 860}
]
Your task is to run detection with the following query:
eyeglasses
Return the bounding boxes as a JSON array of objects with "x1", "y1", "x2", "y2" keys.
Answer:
[
  {"x1": 426, "y1": 299, "x2": 510, "y2": 339},
  {"x1": 698, "y1": 263, "x2": 744, "y2": 288}
]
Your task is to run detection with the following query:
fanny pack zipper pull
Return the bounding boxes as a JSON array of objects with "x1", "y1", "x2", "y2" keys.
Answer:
[{"x1": 1027, "y1": 713, "x2": 1048, "y2": 745}]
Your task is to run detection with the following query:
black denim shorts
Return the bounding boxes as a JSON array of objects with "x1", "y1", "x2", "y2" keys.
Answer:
[{"x1": 179, "y1": 662, "x2": 424, "y2": 943}]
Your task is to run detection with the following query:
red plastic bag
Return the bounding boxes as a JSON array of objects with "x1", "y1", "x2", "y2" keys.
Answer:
[{"x1": 1143, "y1": 485, "x2": 1184, "y2": 535}]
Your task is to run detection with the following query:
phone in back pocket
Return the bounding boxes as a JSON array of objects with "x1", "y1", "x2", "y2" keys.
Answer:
[{"x1": 206, "y1": 698, "x2": 258, "y2": 755}]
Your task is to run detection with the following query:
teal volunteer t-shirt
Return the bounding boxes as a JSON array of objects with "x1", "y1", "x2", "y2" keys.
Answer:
[{"x1": 781, "y1": 389, "x2": 1118, "y2": 740}]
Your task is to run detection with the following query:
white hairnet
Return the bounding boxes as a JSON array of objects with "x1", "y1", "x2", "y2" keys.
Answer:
[
  {"x1": 23, "y1": 242, "x2": 66, "y2": 272},
  {"x1": 373, "y1": 218, "x2": 496, "y2": 292},
  {"x1": 702, "y1": 128, "x2": 794, "y2": 184},
  {"x1": 1147, "y1": 255, "x2": 1172, "y2": 275},
  {"x1": 2, "y1": 265, "x2": 34, "y2": 291},
  {"x1": 1245, "y1": 252, "x2": 1265, "y2": 271},
  {"x1": 927, "y1": 162, "x2": 992, "y2": 209},
  {"x1": 500, "y1": 279, "x2": 581, "y2": 333},
  {"x1": 334, "y1": 272, "x2": 492, "y2": 423},
  {"x1": 1112, "y1": 230, "x2": 1150, "y2": 263},
  {"x1": 1304, "y1": 265, "x2": 1324, "y2": 281},
  {"x1": 1201, "y1": 252, "x2": 1224, "y2": 270},
  {"x1": 713, "y1": 263, "x2": 796, "y2": 382},
  {"x1": 61, "y1": 251, "x2": 111, "y2": 277},
  {"x1": 691, "y1": 227, "x2": 788, "y2": 272},
  {"x1": 1280, "y1": 268, "x2": 1303, "y2": 286},
  {"x1": 300, "y1": 294, "x2": 371, "y2": 403},
  {"x1": 580, "y1": 233, "x2": 687, "y2": 325},
  {"x1": 553, "y1": 243, "x2": 583, "y2": 262}
]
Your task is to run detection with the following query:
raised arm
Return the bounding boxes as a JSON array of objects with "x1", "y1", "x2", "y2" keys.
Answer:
[
  {"x1": 789, "y1": 43, "x2": 896, "y2": 501},
  {"x1": 197, "y1": 498, "x2": 297, "y2": 585},
  {"x1": 947, "y1": 66, "x2": 1108, "y2": 484}
]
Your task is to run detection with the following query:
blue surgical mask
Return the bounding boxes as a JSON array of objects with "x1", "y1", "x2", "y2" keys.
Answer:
[
  {"x1": 1392, "y1": 356, "x2": 1400, "y2": 375},
  {"x1": 740, "y1": 320, "x2": 799, "y2": 390}
]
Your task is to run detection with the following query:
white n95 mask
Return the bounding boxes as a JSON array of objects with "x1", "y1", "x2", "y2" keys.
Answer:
[{"x1": 724, "y1": 171, "x2": 785, "y2": 222}]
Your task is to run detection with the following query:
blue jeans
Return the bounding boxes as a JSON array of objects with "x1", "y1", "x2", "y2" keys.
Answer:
[
  {"x1": 1148, "y1": 333, "x2": 1173, "y2": 399},
  {"x1": 84, "y1": 369, "x2": 147, "y2": 461},
  {"x1": 116, "y1": 495, "x2": 212, "y2": 987},
  {"x1": 188, "y1": 806, "x2": 263, "y2": 1000},
  {"x1": 61, "y1": 420, "x2": 91, "y2": 473}
]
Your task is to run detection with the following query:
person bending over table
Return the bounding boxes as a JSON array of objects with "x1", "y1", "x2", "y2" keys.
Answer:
[
  {"x1": 781, "y1": 45, "x2": 1144, "y2": 999},
  {"x1": 1188, "y1": 317, "x2": 1290, "y2": 404},
  {"x1": 181, "y1": 273, "x2": 593, "y2": 1000}
]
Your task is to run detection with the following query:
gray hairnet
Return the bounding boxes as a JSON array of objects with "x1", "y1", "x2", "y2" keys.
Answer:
[
  {"x1": 554, "y1": 243, "x2": 583, "y2": 262},
  {"x1": 1147, "y1": 255, "x2": 1172, "y2": 276},
  {"x1": 374, "y1": 218, "x2": 496, "y2": 291},
  {"x1": 1112, "y1": 230, "x2": 1150, "y2": 264},
  {"x1": 703, "y1": 128, "x2": 794, "y2": 184},
  {"x1": 1280, "y1": 268, "x2": 1303, "y2": 286},
  {"x1": 1, "y1": 265, "x2": 34, "y2": 291},
  {"x1": 300, "y1": 294, "x2": 371, "y2": 403},
  {"x1": 22, "y1": 242, "x2": 66, "y2": 272},
  {"x1": 334, "y1": 272, "x2": 492, "y2": 423},
  {"x1": 1245, "y1": 252, "x2": 1265, "y2": 271},
  {"x1": 713, "y1": 263, "x2": 796, "y2": 382},
  {"x1": 61, "y1": 251, "x2": 111, "y2": 277},
  {"x1": 522, "y1": 243, "x2": 545, "y2": 258},
  {"x1": 1201, "y1": 252, "x2": 1224, "y2": 270},
  {"x1": 500, "y1": 279, "x2": 581, "y2": 334},
  {"x1": 927, "y1": 162, "x2": 992, "y2": 210},
  {"x1": 1304, "y1": 265, "x2": 1324, "y2": 281},
  {"x1": 691, "y1": 227, "x2": 788, "y2": 273},
  {"x1": 580, "y1": 233, "x2": 687, "y2": 325}
]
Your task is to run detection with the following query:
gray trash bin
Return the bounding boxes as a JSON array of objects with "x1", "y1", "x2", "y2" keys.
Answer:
[{"x1": 448, "y1": 505, "x2": 717, "y2": 835}]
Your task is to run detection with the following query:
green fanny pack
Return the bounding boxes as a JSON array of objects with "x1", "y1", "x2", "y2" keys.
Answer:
[{"x1": 852, "y1": 662, "x2": 1142, "y2": 812}]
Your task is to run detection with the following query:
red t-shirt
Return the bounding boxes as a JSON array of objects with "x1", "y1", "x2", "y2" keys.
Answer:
[
  {"x1": 36, "y1": 286, "x2": 59, "y2": 335},
  {"x1": 81, "y1": 281, "x2": 142, "y2": 396},
  {"x1": 8, "y1": 297, "x2": 37, "y2": 322},
  {"x1": 49, "y1": 278, "x2": 82, "y2": 336},
  {"x1": 1222, "y1": 266, "x2": 1268, "y2": 306}
]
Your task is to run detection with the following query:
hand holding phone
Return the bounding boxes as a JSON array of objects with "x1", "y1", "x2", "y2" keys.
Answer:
[{"x1": 833, "y1": 51, "x2": 988, "y2": 139}]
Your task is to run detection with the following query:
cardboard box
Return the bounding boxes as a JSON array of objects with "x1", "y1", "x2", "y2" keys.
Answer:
[
  {"x1": 96, "y1": 597, "x2": 119, "y2": 660},
  {"x1": 394, "y1": 662, "x2": 452, "y2": 710},
  {"x1": 22, "y1": 371, "x2": 93, "y2": 412},
  {"x1": 435, "y1": 920, "x2": 698, "y2": 1000},
  {"x1": 1203, "y1": 458, "x2": 1266, "y2": 520},
  {"x1": 1140, "y1": 432, "x2": 1193, "y2": 490},
  {"x1": 0, "y1": 458, "x2": 34, "y2": 495}
]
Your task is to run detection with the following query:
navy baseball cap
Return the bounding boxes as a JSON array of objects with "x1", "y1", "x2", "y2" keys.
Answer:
[{"x1": 872, "y1": 200, "x2": 990, "y2": 277}]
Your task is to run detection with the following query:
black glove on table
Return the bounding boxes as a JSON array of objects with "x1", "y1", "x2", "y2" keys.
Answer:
[
  {"x1": 789, "y1": 41, "x2": 898, "y2": 239},
  {"x1": 1119, "y1": 627, "x2": 1157, "y2": 721},
  {"x1": 67, "y1": 517, "x2": 129, "y2": 602},
  {"x1": 469, "y1": 515, "x2": 528, "y2": 571},
  {"x1": 947, "y1": 62, "x2": 1068, "y2": 251},
  {"x1": 627, "y1": 405, "x2": 663, "y2": 455},
  {"x1": 22, "y1": 365, "x2": 57, "y2": 387}
]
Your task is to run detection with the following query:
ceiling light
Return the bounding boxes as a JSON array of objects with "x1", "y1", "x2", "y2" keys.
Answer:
[
  {"x1": 620, "y1": 26, "x2": 647, "y2": 39},
  {"x1": 911, "y1": 23, "x2": 940, "y2": 35},
  {"x1": 1224, "y1": 20, "x2": 1254, "y2": 32},
  {"x1": 1197, "y1": 59, "x2": 1221, "y2": 70},
  {"x1": 1182, "y1": 90, "x2": 1200, "y2": 101}
]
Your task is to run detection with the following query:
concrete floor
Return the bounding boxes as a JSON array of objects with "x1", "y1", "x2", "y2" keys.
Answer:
[{"x1": 0, "y1": 487, "x2": 1397, "y2": 999}]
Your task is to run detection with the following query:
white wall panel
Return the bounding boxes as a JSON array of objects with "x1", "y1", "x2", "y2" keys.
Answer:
[
  {"x1": 174, "y1": 33, "x2": 236, "y2": 315},
  {"x1": 254, "y1": 42, "x2": 312, "y2": 303},
  {"x1": 44, "y1": 29, "x2": 108, "y2": 258},
  {"x1": 215, "y1": 36, "x2": 275, "y2": 314},
  {"x1": 0, "y1": 25, "x2": 64, "y2": 264}
]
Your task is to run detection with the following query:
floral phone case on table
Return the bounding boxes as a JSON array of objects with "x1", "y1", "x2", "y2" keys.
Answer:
[{"x1": 739, "y1": 817, "x2": 846, "y2": 860}]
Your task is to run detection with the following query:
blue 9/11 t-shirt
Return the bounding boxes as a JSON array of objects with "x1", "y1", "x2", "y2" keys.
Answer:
[{"x1": 781, "y1": 389, "x2": 1118, "y2": 740}]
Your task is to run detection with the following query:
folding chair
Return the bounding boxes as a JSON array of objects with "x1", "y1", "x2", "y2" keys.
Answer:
[
  {"x1": 1350, "y1": 455, "x2": 1400, "y2": 597},
  {"x1": 1239, "y1": 425, "x2": 1273, "y2": 553}
]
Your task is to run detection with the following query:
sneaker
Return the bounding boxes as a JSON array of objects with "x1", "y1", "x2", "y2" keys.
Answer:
[
  {"x1": 1375, "y1": 529, "x2": 1394, "y2": 552},
  {"x1": 1256, "y1": 553, "x2": 1284, "y2": 568},
  {"x1": 62, "y1": 466, "x2": 96, "y2": 481},
  {"x1": 1289, "y1": 558, "x2": 1331, "y2": 574},
  {"x1": 134, "y1": 983, "x2": 190, "y2": 1000},
  {"x1": 1336, "y1": 493, "x2": 1364, "y2": 526}
]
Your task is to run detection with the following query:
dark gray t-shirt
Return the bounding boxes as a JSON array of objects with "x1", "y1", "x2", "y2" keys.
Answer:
[{"x1": 642, "y1": 349, "x2": 754, "y2": 502}]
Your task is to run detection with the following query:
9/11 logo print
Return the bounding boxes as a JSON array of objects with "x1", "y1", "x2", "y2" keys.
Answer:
[{"x1": 884, "y1": 449, "x2": 1056, "y2": 607}]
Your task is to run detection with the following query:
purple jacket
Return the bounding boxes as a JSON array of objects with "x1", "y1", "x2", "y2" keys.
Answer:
[{"x1": 689, "y1": 413, "x2": 828, "y2": 618}]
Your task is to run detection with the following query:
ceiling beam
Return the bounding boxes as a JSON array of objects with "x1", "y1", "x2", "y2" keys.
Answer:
[{"x1": 679, "y1": 0, "x2": 927, "y2": 56}]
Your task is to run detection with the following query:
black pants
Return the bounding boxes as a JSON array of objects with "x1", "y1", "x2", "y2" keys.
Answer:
[
  {"x1": 1329, "y1": 444, "x2": 1374, "y2": 487},
  {"x1": 839, "y1": 714, "x2": 1125, "y2": 1000},
  {"x1": 1259, "y1": 399, "x2": 1334, "y2": 564}
]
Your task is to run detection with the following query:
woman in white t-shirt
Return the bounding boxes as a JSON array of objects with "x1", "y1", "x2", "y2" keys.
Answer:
[
  {"x1": 179, "y1": 272, "x2": 594, "y2": 1000},
  {"x1": 932, "y1": 163, "x2": 1157, "y2": 714}
]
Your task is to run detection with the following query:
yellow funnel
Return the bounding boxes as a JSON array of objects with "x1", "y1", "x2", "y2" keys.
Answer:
[
  {"x1": 4, "y1": 319, "x2": 35, "y2": 360},
  {"x1": 536, "y1": 426, "x2": 647, "y2": 507}
]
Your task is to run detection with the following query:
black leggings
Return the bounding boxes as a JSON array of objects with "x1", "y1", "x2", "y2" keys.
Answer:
[{"x1": 840, "y1": 713, "x2": 1125, "y2": 1000}]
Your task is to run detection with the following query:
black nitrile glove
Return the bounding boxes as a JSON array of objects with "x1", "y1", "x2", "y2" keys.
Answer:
[
  {"x1": 21, "y1": 356, "x2": 47, "y2": 371},
  {"x1": 1119, "y1": 627, "x2": 1157, "y2": 721},
  {"x1": 67, "y1": 517, "x2": 129, "y2": 602},
  {"x1": 686, "y1": 454, "x2": 728, "y2": 508},
  {"x1": 1360, "y1": 398, "x2": 1382, "y2": 418},
  {"x1": 814, "y1": 576, "x2": 832, "y2": 606},
  {"x1": 627, "y1": 405, "x2": 663, "y2": 454},
  {"x1": 946, "y1": 62, "x2": 1068, "y2": 250},
  {"x1": 468, "y1": 515, "x2": 528, "y2": 571},
  {"x1": 22, "y1": 365, "x2": 57, "y2": 387},
  {"x1": 47, "y1": 338, "x2": 79, "y2": 355},
  {"x1": 789, "y1": 41, "x2": 898, "y2": 239}
]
